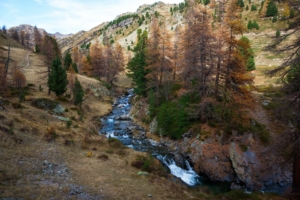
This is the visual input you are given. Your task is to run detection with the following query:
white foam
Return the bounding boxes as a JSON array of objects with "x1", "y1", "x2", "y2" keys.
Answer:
[{"x1": 157, "y1": 155, "x2": 200, "y2": 186}]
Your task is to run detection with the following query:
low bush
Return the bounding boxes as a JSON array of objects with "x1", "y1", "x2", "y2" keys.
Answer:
[
  {"x1": 105, "y1": 149, "x2": 114, "y2": 154},
  {"x1": 239, "y1": 144, "x2": 248, "y2": 152},
  {"x1": 108, "y1": 137, "x2": 125, "y2": 148},
  {"x1": 131, "y1": 154, "x2": 166, "y2": 176},
  {"x1": 45, "y1": 127, "x2": 58, "y2": 142},
  {"x1": 66, "y1": 120, "x2": 72, "y2": 128},
  {"x1": 12, "y1": 103, "x2": 24, "y2": 109},
  {"x1": 31, "y1": 98, "x2": 58, "y2": 110},
  {"x1": 98, "y1": 154, "x2": 109, "y2": 161}
]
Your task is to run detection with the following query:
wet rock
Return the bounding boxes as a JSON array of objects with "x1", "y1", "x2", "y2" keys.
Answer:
[
  {"x1": 137, "y1": 171, "x2": 149, "y2": 175},
  {"x1": 230, "y1": 182, "x2": 243, "y2": 190},
  {"x1": 117, "y1": 114, "x2": 130, "y2": 120},
  {"x1": 182, "y1": 130, "x2": 192, "y2": 139},
  {"x1": 149, "y1": 118, "x2": 158, "y2": 134},
  {"x1": 53, "y1": 104, "x2": 65, "y2": 114},
  {"x1": 262, "y1": 100, "x2": 271, "y2": 106}
]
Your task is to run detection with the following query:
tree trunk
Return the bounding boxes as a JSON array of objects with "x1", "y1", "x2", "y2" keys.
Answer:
[
  {"x1": 293, "y1": 124, "x2": 300, "y2": 193},
  {"x1": 4, "y1": 43, "x2": 11, "y2": 78}
]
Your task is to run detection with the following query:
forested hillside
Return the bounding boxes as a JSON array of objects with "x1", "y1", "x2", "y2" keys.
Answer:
[{"x1": 0, "y1": 0, "x2": 300, "y2": 199}]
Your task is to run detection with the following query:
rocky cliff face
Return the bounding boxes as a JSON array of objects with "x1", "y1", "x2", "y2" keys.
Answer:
[
  {"x1": 8, "y1": 24, "x2": 47, "y2": 48},
  {"x1": 130, "y1": 98, "x2": 293, "y2": 193}
]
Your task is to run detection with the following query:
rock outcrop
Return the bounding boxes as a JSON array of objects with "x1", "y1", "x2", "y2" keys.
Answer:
[
  {"x1": 159, "y1": 134, "x2": 292, "y2": 193},
  {"x1": 129, "y1": 98, "x2": 293, "y2": 193}
]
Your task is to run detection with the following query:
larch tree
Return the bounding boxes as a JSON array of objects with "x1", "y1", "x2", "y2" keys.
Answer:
[
  {"x1": 181, "y1": 3, "x2": 215, "y2": 97},
  {"x1": 89, "y1": 40, "x2": 105, "y2": 77},
  {"x1": 214, "y1": 27, "x2": 227, "y2": 97},
  {"x1": 172, "y1": 25, "x2": 183, "y2": 81},
  {"x1": 111, "y1": 42, "x2": 125, "y2": 83},
  {"x1": 20, "y1": 31, "x2": 25, "y2": 46},
  {"x1": 222, "y1": 0, "x2": 254, "y2": 126},
  {"x1": 146, "y1": 18, "x2": 161, "y2": 91},
  {"x1": 34, "y1": 26, "x2": 42, "y2": 52},
  {"x1": 147, "y1": 18, "x2": 173, "y2": 99},
  {"x1": 81, "y1": 55, "x2": 91, "y2": 75},
  {"x1": 260, "y1": 0, "x2": 269, "y2": 18},
  {"x1": 25, "y1": 32, "x2": 30, "y2": 48},
  {"x1": 13, "y1": 70, "x2": 26, "y2": 88}
]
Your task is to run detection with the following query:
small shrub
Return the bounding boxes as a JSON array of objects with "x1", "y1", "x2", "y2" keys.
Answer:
[
  {"x1": 65, "y1": 93, "x2": 71, "y2": 98},
  {"x1": 8, "y1": 126, "x2": 14, "y2": 135},
  {"x1": 27, "y1": 83, "x2": 35, "y2": 87},
  {"x1": 98, "y1": 154, "x2": 109, "y2": 161},
  {"x1": 86, "y1": 152, "x2": 92, "y2": 157},
  {"x1": 239, "y1": 144, "x2": 248, "y2": 152},
  {"x1": 250, "y1": 121, "x2": 270, "y2": 145},
  {"x1": 276, "y1": 30, "x2": 280, "y2": 37},
  {"x1": 64, "y1": 139, "x2": 74, "y2": 146},
  {"x1": 66, "y1": 120, "x2": 72, "y2": 128},
  {"x1": 131, "y1": 154, "x2": 166, "y2": 176},
  {"x1": 12, "y1": 103, "x2": 24, "y2": 109},
  {"x1": 19, "y1": 93, "x2": 26, "y2": 102},
  {"x1": 70, "y1": 107, "x2": 78, "y2": 110},
  {"x1": 116, "y1": 149, "x2": 127, "y2": 157},
  {"x1": 65, "y1": 108, "x2": 69, "y2": 112},
  {"x1": 57, "y1": 96, "x2": 68, "y2": 102},
  {"x1": 39, "y1": 85, "x2": 43, "y2": 91},
  {"x1": 45, "y1": 127, "x2": 58, "y2": 142},
  {"x1": 81, "y1": 141, "x2": 87, "y2": 149},
  {"x1": 31, "y1": 98, "x2": 58, "y2": 110},
  {"x1": 105, "y1": 149, "x2": 114, "y2": 154},
  {"x1": 108, "y1": 137, "x2": 125, "y2": 148}
]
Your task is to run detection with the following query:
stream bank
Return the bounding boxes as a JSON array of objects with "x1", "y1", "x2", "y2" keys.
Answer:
[
  {"x1": 99, "y1": 89, "x2": 231, "y2": 193},
  {"x1": 128, "y1": 91, "x2": 293, "y2": 194}
]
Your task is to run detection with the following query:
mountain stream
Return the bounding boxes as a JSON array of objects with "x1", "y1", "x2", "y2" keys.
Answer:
[{"x1": 99, "y1": 89, "x2": 229, "y2": 192}]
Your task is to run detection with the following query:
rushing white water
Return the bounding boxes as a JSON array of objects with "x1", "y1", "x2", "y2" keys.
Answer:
[
  {"x1": 100, "y1": 89, "x2": 201, "y2": 187},
  {"x1": 157, "y1": 155, "x2": 200, "y2": 186}
]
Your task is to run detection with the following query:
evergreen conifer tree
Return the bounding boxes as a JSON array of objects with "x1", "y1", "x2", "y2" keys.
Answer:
[
  {"x1": 64, "y1": 52, "x2": 72, "y2": 70},
  {"x1": 48, "y1": 57, "x2": 68, "y2": 96},
  {"x1": 266, "y1": 0, "x2": 278, "y2": 17},
  {"x1": 127, "y1": 30, "x2": 149, "y2": 96},
  {"x1": 72, "y1": 63, "x2": 78, "y2": 73},
  {"x1": 247, "y1": 20, "x2": 253, "y2": 29},
  {"x1": 73, "y1": 78, "x2": 84, "y2": 105}
]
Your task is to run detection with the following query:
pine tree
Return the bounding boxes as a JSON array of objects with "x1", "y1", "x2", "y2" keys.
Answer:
[
  {"x1": 73, "y1": 78, "x2": 84, "y2": 105},
  {"x1": 266, "y1": 0, "x2": 278, "y2": 17},
  {"x1": 247, "y1": 20, "x2": 253, "y2": 29},
  {"x1": 237, "y1": 0, "x2": 244, "y2": 8},
  {"x1": 127, "y1": 30, "x2": 149, "y2": 96},
  {"x1": 64, "y1": 52, "x2": 72, "y2": 70},
  {"x1": 48, "y1": 57, "x2": 68, "y2": 96},
  {"x1": 72, "y1": 63, "x2": 78, "y2": 73},
  {"x1": 276, "y1": 30, "x2": 280, "y2": 37}
]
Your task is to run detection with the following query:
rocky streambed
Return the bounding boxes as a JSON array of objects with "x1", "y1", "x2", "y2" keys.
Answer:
[{"x1": 99, "y1": 89, "x2": 292, "y2": 194}]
